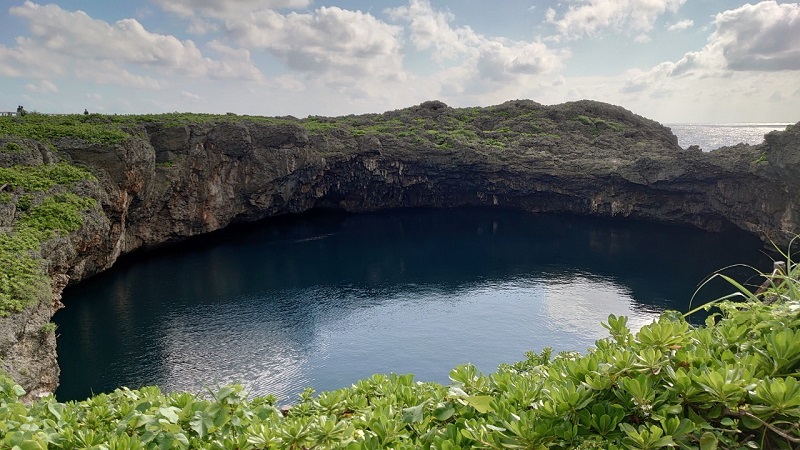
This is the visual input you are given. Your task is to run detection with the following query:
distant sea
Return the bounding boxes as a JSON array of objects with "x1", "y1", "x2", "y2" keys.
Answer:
[{"x1": 666, "y1": 123, "x2": 793, "y2": 151}]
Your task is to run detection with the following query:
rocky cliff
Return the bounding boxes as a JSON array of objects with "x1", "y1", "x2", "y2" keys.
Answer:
[{"x1": 1, "y1": 99, "x2": 798, "y2": 398}]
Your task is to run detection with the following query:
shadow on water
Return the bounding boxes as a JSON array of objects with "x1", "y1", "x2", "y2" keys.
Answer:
[{"x1": 54, "y1": 207, "x2": 773, "y2": 402}]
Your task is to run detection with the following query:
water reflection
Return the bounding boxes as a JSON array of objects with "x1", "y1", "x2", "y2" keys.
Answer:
[{"x1": 55, "y1": 208, "x2": 771, "y2": 402}]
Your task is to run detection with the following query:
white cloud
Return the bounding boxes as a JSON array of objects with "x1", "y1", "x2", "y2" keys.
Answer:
[
  {"x1": 634, "y1": 33, "x2": 651, "y2": 43},
  {"x1": 666, "y1": 19, "x2": 693, "y2": 31},
  {"x1": 710, "y1": 1, "x2": 800, "y2": 71},
  {"x1": 150, "y1": 0, "x2": 312, "y2": 20},
  {"x1": 615, "y1": 1, "x2": 800, "y2": 122},
  {"x1": 0, "y1": 1, "x2": 263, "y2": 88},
  {"x1": 547, "y1": 0, "x2": 686, "y2": 40},
  {"x1": 87, "y1": 93, "x2": 103, "y2": 100},
  {"x1": 624, "y1": 0, "x2": 800, "y2": 92},
  {"x1": 386, "y1": 0, "x2": 469, "y2": 61},
  {"x1": 24, "y1": 79, "x2": 58, "y2": 93},
  {"x1": 181, "y1": 90, "x2": 205, "y2": 102},
  {"x1": 387, "y1": 0, "x2": 566, "y2": 98},
  {"x1": 225, "y1": 7, "x2": 405, "y2": 81}
]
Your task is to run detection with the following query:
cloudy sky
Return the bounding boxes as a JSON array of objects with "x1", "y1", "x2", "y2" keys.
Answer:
[{"x1": 0, "y1": 0, "x2": 798, "y2": 123}]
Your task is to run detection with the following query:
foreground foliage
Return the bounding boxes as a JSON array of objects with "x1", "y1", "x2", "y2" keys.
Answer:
[{"x1": 2, "y1": 257, "x2": 799, "y2": 449}]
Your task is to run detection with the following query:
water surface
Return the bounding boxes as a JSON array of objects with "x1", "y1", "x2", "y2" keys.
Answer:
[
  {"x1": 667, "y1": 123, "x2": 792, "y2": 150},
  {"x1": 55, "y1": 208, "x2": 771, "y2": 402}
]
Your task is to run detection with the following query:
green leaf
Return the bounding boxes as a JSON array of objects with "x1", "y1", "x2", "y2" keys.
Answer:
[
  {"x1": 402, "y1": 404, "x2": 424, "y2": 424},
  {"x1": 17, "y1": 441, "x2": 46, "y2": 450},
  {"x1": 740, "y1": 414, "x2": 762, "y2": 430},
  {"x1": 159, "y1": 406, "x2": 180, "y2": 424},
  {"x1": 12, "y1": 385, "x2": 26, "y2": 398},
  {"x1": 464, "y1": 396, "x2": 494, "y2": 414},
  {"x1": 699, "y1": 432, "x2": 718, "y2": 450},
  {"x1": 434, "y1": 403, "x2": 456, "y2": 421},
  {"x1": 190, "y1": 413, "x2": 212, "y2": 438}
]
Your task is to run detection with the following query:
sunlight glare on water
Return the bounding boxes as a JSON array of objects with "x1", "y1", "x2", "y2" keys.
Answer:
[{"x1": 667, "y1": 123, "x2": 792, "y2": 151}]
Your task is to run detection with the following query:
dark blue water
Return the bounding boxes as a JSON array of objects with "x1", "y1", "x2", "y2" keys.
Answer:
[{"x1": 54, "y1": 208, "x2": 771, "y2": 402}]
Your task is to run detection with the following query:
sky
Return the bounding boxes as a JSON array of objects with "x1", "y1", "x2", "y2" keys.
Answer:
[{"x1": 0, "y1": 0, "x2": 798, "y2": 123}]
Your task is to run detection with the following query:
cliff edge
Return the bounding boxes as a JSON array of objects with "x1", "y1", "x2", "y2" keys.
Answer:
[{"x1": 1, "y1": 99, "x2": 798, "y2": 398}]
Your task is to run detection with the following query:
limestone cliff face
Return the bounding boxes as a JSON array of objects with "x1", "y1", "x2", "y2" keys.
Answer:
[
  {"x1": 3, "y1": 100, "x2": 798, "y2": 397},
  {"x1": 62, "y1": 101, "x2": 798, "y2": 258}
]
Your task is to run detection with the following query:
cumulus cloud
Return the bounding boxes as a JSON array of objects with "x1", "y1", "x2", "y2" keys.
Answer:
[
  {"x1": 0, "y1": 1, "x2": 262, "y2": 88},
  {"x1": 386, "y1": 0, "x2": 469, "y2": 61},
  {"x1": 667, "y1": 19, "x2": 693, "y2": 31},
  {"x1": 225, "y1": 7, "x2": 405, "y2": 81},
  {"x1": 150, "y1": 0, "x2": 311, "y2": 20},
  {"x1": 547, "y1": 0, "x2": 686, "y2": 40},
  {"x1": 711, "y1": 1, "x2": 800, "y2": 71},
  {"x1": 387, "y1": 0, "x2": 566, "y2": 96},
  {"x1": 24, "y1": 79, "x2": 58, "y2": 93},
  {"x1": 616, "y1": 1, "x2": 800, "y2": 122},
  {"x1": 623, "y1": 0, "x2": 800, "y2": 94}
]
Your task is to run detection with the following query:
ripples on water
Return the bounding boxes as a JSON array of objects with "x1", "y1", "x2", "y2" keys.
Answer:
[
  {"x1": 55, "y1": 209, "x2": 771, "y2": 403},
  {"x1": 667, "y1": 123, "x2": 792, "y2": 151}
]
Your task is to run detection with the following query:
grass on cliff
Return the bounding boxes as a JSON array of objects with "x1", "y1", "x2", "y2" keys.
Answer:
[
  {"x1": 2, "y1": 102, "x2": 640, "y2": 157},
  {"x1": 1, "y1": 252, "x2": 799, "y2": 449},
  {"x1": 0, "y1": 113, "x2": 130, "y2": 146},
  {"x1": 0, "y1": 112, "x2": 299, "y2": 147},
  {"x1": 0, "y1": 163, "x2": 97, "y2": 316}
]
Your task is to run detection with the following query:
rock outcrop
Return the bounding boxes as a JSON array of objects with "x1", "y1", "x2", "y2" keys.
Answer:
[{"x1": 1, "y1": 99, "x2": 798, "y2": 397}]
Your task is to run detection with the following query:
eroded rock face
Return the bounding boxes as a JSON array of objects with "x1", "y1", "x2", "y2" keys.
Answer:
[{"x1": 3, "y1": 100, "x2": 798, "y2": 397}]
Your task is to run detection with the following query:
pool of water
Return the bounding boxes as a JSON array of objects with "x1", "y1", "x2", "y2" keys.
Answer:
[{"x1": 54, "y1": 208, "x2": 772, "y2": 402}]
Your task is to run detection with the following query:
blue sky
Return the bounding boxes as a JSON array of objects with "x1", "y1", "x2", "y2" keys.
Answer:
[{"x1": 1, "y1": 0, "x2": 798, "y2": 123}]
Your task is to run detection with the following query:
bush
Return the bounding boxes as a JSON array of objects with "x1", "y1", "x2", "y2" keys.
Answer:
[
  {"x1": 19, "y1": 193, "x2": 96, "y2": 239},
  {"x1": 0, "y1": 229, "x2": 49, "y2": 317}
]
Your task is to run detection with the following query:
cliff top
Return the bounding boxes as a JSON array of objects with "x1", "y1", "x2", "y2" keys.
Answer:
[{"x1": 0, "y1": 99, "x2": 680, "y2": 154}]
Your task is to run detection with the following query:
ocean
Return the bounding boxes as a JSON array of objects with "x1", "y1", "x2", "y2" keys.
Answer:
[{"x1": 666, "y1": 123, "x2": 793, "y2": 151}]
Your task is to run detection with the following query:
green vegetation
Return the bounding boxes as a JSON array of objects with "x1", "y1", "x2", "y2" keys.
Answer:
[
  {"x1": 2, "y1": 142, "x2": 24, "y2": 153},
  {"x1": 0, "y1": 112, "x2": 300, "y2": 147},
  {"x1": 2, "y1": 252, "x2": 799, "y2": 448},
  {"x1": 0, "y1": 163, "x2": 97, "y2": 316},
  {"x1": 40, "y1": 322, "x2": 57, "y2": 335},
  {"x1": 287, "y1": 103, "x2": 566, "y2": 151},
  {"x1": 0, "y1": 228, "x2": 49, "y2": 317},
  {"x1": 0, "y1": 113, "x2": 129, "y2": 146},
  {"x1": 575, "y1": 115, "x2": 625, "y2": 133},
  {"x1": 18, "y1": 193, "x2": 96, "y2": 240},
  {"x1": 0, "y1": 163, "x2": 95, "y2": 191}
]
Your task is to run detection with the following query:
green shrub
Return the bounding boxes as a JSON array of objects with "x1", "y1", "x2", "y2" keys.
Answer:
[
  {"x1": 575, "y1": 115, "x2": 624, "y2": 132},
  {"x1": 16, "y1": 194, "x2": 31, "y2": 211},
  {"x1": 2, "y1": 142, "x2": 23, "y2": 153},
  {"x1": 0, "y1": 163, "x2": 96, "y2": 191},
  {"x1": 19, "y1": 193, "x2": 96, "y2": 239},
  {"x1": 0, "y1": 229, "x2": 49, "y2": 317}
]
